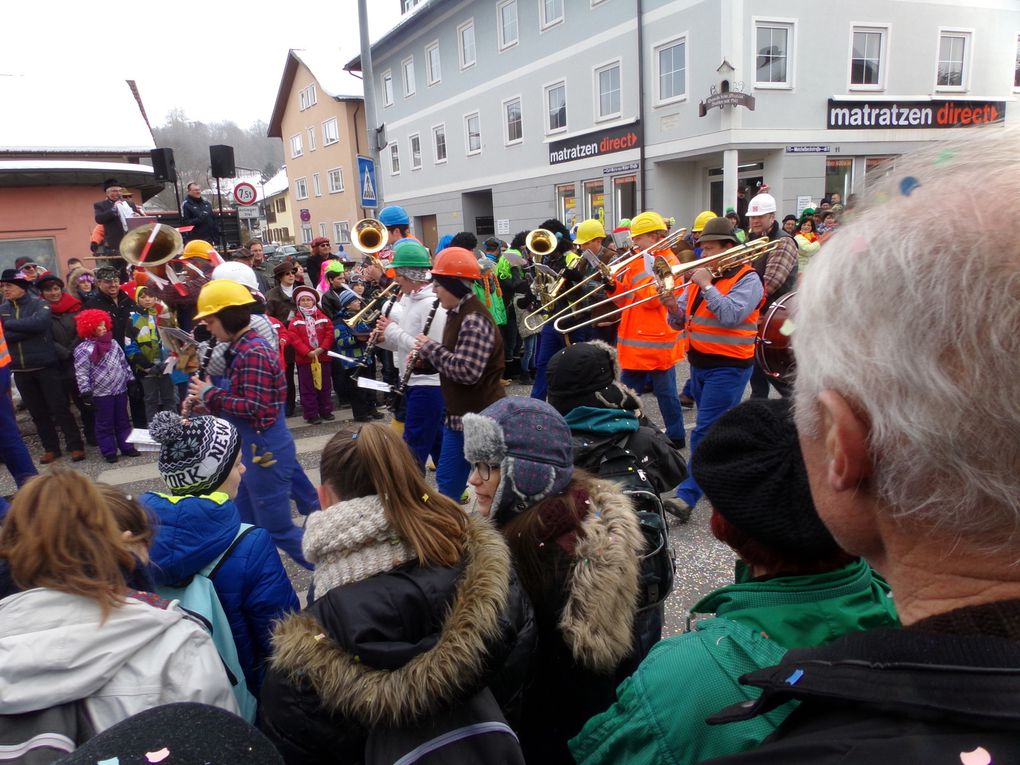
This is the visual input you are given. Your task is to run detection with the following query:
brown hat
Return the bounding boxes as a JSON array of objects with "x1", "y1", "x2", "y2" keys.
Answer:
[
  {"x1": 697, "y1": 217, "x2": 739, "y2": 244},
  {"x1": 273, "y1": 258, "x2": 298, "y2": 278}
]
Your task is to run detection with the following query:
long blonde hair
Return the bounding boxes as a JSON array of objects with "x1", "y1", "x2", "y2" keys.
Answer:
[{"x1": 319, "y1": 424, "x2": 467, "y2": 567}]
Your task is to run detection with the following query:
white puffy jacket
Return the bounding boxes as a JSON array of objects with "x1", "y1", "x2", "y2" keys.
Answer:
[{"x1": 379, "y1": 283, "x2": 448, "y2": 387}]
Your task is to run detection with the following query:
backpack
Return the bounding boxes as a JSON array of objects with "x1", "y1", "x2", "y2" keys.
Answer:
[
  {"x1": 596, "y1": 435, "x2": 676, "y2": 611},
  {"x1": 155, "y1": 524, "x2": 258, "y2": 722},
  {"x1": 0, "y1": 701, "x2": 94, "y2": 765}
]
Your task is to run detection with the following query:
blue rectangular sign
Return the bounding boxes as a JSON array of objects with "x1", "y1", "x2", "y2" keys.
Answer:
[{"x1": 357, "y1": 155, "x2": 378, "y2": 208}]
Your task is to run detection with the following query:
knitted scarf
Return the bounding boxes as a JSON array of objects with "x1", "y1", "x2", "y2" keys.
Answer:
[
  {"x1": 298, "y1": 306, "x2": 320, "y2": 349},
  {"x1": 90, "y1": 332, "x2": 113, "y2": 364},
  {"x1": 47, "y1": 292, "x2": 82, "y2": 316}
]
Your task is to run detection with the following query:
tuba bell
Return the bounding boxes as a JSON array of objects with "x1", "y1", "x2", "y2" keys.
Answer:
[
  {"x1": 353, "y1": 218, "x2": 388, "y2": 255},
  {"x1": 119, "y1": 223, "x2": 184, "y2": 267}
]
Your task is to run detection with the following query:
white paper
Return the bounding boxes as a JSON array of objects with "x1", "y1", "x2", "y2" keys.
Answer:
[
  {"x1": 126, "y1": 428, "x2": 161, "y2": 452},
  {"x1": 327, "y1": 351, "x2": 360, "y2": 364},
  {"x1": 356, "y1": 377, "x2": 392, "y2": 392}
]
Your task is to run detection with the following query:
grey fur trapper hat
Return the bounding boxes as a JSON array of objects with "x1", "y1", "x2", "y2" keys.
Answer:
[{"x1": 462, "y1": 397, "x2": 574, "y2": 525}]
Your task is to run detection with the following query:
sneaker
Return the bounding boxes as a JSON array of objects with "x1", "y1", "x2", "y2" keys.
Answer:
[
  {"x1": 369, "y1": 411, "x2": 385, "y2": 420},
  {"x1": 353, "y1": 415, "x2": 373, "y2": 423},
  {"x1": 322, "y1": 413, "x2": 336, "y2": 421},
  {"x1": 306, "y1": 417, "x2": 322, "y2": 425},
  {"x1": 122, "y1": 448, "x2": 141, "y2": 457},
  {"x1": 680, "y1": 393, "x2": 695, "y2": 409},
  {"x1": 71, "y1": 450, "x2": 86, "y2": 462},
  {"x1": 40, "y1": 451, "x2": 61, "y2": 465},
  {"x1": 104, "y1": 455, "x2": 119, "y2": 464},
  {"x1": 669, "y1": 437, "x2": 686, "y2": 451},
  {"x1": 663, "y1": 498, "x2": 693, "y2": 524}
]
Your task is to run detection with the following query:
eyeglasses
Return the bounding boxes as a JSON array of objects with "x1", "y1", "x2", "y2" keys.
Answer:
[
  {"x1": 471, "y1": 462, "x2": 499, "y2": 481},
  {"x1": 286, "y1": 269, "x2": 299, "y2": 276}
]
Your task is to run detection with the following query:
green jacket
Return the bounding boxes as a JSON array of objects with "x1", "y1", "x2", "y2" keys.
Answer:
[{"x1": 569, "y1": 558, "x2": 899, "y2": 765}]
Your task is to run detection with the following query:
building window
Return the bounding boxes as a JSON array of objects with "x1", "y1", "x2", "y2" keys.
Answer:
[
  {"x1": 328, "y1": 168, "x2": 344, "y2": 193},
  {"x1": 433, "y1": 123, "x2": 448, "y2": 163},
  {"x1": 850, "y1": 26, "x2": 887, "y2": 89},
  {"x1": 545, "y1": 81, "x2": 567, "y2": 133},
  {"x1": 541, "y1": 0, "x2": 564, "y2": 29},
  {"x1": 382, "y1": 71, "x2": 394, "y2": 106},
  {"x1": 334, "y1": 221, "x2": 351, "y2": 245},
  {"x1": 556, "y1": 183, "x2": 577, "y2": 227},
  {"x1": 295, "y1": 177, "x2": 308, "y2": 200},
  {"x1": 1015, "y1": 34, "x2": 1020, "y2": 90},
  {"x1": 465, "y1": 112, "x2": 482, "y2": 155},
  {"x1": 865, "y1": 156, "x2": 896, "y2": 187},
  {"x1": 301, "y1": 225, "x2": 313, "y2": 244},
  {"x1": 655, "y1": 37, "x2": 687, "y2": 103},
  {"x1": 290, "y1": 134, "x2": 303, "y2": 158},
  {"x1": 498, "y1": 0, "x2": 518, "y2": 50},
  {"x1": 409, "y1": 133, "x2": 422, "y2": 169},
  {"x1": 322, "y1": 117, "x2": 339, "y2": 145},
  {"x1": 401, "y1": 0, "x2": 423, "y2": 11},
  {"x1": 755, "y1": 21, "x2": 793, "y2": 86},
  {"x1": 826, "y1": 158, "x2": 853, "y2": 201},
  {"x1": 613, "y1": 174, "x2": 638, "y2": 220},
  {"x1": 306, "y1": 127, "x2": 316, "y2": 152},
  {"x1": 583, "y1": 179, "x2": 605, "y2": 221},
  {"x1": 502, "y1": 97, "x2": 523, "y2": 144},
  {"x1": 298, "y1": 84, "x2": 317, "y2": 111},
  {"x1": 312, "y1": 173, "x2": 321, "y2": 197},
  {"x1": 319, "y1": 223, "x2": 329, "y2": 238},
  {"x1": 458, "y1": 20, "x2": 476, "y2": 69},
  {"x1": 390, "y1": 143, "x2": 400, "y2": 175},
  {"x1": 425, "y1": 42, "x2": 441, "y2": 85},
  {"x1": 595, "y1": 61, "x2": 621, "y2": 120},
  {"x1": 936, "y1": 30, "x2": 970, "y2": 90},
  {"x1": 275, "y1": 197, "x2": 287, "y2": 213},
  {"x1": 402, "y1": 57, "x2": 416, "y2": 97}
]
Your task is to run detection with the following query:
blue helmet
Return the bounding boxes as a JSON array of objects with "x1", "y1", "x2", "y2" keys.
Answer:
[{"x1": 378, "y1": 205, "x2": 410, "y2": 227}]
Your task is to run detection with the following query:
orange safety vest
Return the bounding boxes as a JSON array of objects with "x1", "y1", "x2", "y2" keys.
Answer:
[
  {"x1": 0, "y1": 324, "x2": 10, "y2": 369},
  {"x1": 684, "y1": 264, "x2": 762, "y2": 360},
  {"x1": 609, "y1": 258, "x2": 683, "y2": 371}
]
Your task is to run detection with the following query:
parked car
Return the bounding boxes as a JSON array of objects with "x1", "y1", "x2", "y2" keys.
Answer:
[{"x1": 259, "y1": 245, "x2": 312, "y2": 279}]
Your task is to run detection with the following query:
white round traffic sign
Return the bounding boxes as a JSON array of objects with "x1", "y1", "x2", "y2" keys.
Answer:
[{"x1": 233, "y1": 182, "x2": 257, "y2": 206}]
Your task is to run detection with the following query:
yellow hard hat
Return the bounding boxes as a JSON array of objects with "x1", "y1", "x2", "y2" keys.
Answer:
[
  {"x1": 629, "y1": 211, "x2": 668, "y2": 237},
  {"x1": 182, "y1": 240, "x2": 216, "y2": 260},
  {"x1": 692, "y1": 211, "x2": 717, "y2": 233},
  {"x1": 574, "y1": 218, "x2": 607, "y2": 245},
  {"x1": 194, "y1": 279, "x2": 255, "y2": 320}
]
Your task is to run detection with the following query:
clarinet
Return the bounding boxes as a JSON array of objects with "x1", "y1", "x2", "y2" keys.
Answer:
[
  {"x1": 356, "y1": 291, "x2": 399, "y2": 376},
  {"x1": 181, "y1": 340, "x2": 215, "y2": 420},
  {"x1": 394, "y1": 298, "x2": 440, "y2": 399}
]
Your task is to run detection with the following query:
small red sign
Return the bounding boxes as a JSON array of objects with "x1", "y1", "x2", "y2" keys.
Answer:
[{"x1": 233, "y1": 182, "x2": 257, "y2": 206}]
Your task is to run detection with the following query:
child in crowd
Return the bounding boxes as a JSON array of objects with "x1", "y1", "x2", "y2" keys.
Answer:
[
  {"x1": 333, "y1": 291, "x2": 383, "y2": 423},
  {"x1": 125, "y1": 285, "x2": 178, "y2": 424},
  {"x1": 73, "y1": 309, "x2": 140, "y2": 464},
  {"x1": 141, "y1": 411, "x2": 299, "y2": 695},
  {"x1": 288, "y1": 285, "x2": 335, "y2": 425}
]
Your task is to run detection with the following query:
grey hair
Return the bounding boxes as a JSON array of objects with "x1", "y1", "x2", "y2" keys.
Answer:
[{"x1": 793, "y1": 127, "x2": 1020, "y2": 552}]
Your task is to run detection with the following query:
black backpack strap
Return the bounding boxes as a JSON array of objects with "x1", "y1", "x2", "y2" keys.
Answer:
[{"x1": 207, "y1": 525, "x2": 257, "y2": 580}]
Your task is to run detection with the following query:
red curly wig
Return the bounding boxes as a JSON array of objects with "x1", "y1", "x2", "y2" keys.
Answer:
[{"x1": 75, "y1": 309, "x2": 111, "y2": 339}]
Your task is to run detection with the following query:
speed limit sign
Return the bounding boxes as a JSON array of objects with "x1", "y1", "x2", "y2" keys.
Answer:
[{"x1": 233, "y1": 181, "x2": 257, "y2": 206}]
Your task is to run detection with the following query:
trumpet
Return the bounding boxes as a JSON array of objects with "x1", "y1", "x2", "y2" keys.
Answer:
[
  {"x1": 553, "y1": 237, "x2": 781, "y2": 334},
  {"x1": 352, "y1": 218, "x2": 388, "y2": 255},
  {"x1": 344, "y1": 282, "x2": 399, "y2": 327}
]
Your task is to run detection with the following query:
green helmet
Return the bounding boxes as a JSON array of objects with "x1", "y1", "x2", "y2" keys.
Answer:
[{"x1": 390, "y1": 239, "x2": 432, "y2": 269}]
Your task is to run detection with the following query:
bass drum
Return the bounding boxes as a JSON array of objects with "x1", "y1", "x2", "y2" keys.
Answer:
[{"x1": 755, "y1": 291, "x2": 797, "y2": 380}]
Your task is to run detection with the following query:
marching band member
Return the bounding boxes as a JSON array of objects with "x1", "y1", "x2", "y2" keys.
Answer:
[{"x1": 573, "y1": 218, "x2": 619, "y2": 346}]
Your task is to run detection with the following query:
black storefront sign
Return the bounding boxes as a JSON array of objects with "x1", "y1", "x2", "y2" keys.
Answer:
[
  {"x1": 548, "y1": 121, "x2": 642, "y2": 165},
  {"x1": 827, "y1": 98, "x2": 1005, "y2": 129}
]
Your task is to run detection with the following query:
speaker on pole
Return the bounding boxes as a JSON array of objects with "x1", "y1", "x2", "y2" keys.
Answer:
[
  {"x1": 149, "y1": 148, "x2": 177, "y2": 183},
  {"x1": 210, "y1": 145, "x2": 236, "y2": 178}
]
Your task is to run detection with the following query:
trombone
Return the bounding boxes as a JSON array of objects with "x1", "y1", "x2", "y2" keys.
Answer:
[
  {"x1": 553, "y1": 237, "x2": 781, "y2": 334},
  {"x1": 344, "y1": 282, "x2": 399, "y2": 327},
  {"x1": 523, "y1": 227, "x2": 689, "y2": 332}
]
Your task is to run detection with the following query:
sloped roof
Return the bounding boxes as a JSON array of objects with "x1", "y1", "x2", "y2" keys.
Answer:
[
  {"x1": 0, "y1": 75, "x2": 154, "y2": 153},
  {"x1": 345, "y1": 0, "x2": 445, "y2": 71},
  {"x1": 261, "y1": 167, "x2": 289, "y2": 199},
  {"x1": 267, "y1": 49, "x2": 364, "y2": 138}
]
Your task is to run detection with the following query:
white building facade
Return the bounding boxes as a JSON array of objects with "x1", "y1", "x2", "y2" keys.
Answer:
[{"x1": 351, "y1": 0, "x2": 1019, "y2": 237}]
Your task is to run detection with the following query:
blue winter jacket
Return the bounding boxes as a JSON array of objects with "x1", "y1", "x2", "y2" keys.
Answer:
[{"x1": 140, "y1": 491, "x2": 300, "y2": 693}]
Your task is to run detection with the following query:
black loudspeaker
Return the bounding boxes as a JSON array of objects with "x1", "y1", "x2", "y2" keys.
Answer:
[
  {"x1": 209, "y1": 145, "x2": 236, "y2": 178},
  {"x1": 149, "y1": 148, "x2": 177, "y2": 183}
]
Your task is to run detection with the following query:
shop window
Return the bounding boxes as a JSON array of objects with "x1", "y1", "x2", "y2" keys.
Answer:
[
  {"x1": 556, "y1": 183, "x2": 577, "y2": 227},
  {"x1": 613, "y1": 175, "x2": 637, "y2": 221},
  {"x1": 584, "y1": 179, "x2": 606, "y2": 225},
  {"x1": 865, "y1": 156, "x2": 896, "y2": 186},
  {"x1": 0, "y1": 238, "x2": 57, "y2": 276},
  {"x1": 826, "y1": 158, "x2": 854, "y2": 200}
]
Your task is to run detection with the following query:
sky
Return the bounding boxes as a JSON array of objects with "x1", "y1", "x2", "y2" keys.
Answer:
[{"x1": 2, "y1": 1, "x2": 404, "y2": 128}]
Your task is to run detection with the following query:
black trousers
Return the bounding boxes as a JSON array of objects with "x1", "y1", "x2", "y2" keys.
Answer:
[
  {"x1": 337, "y1": 367, "x2": 374, "y2": 419},
  {"x1": 14, "y1": 367, "x2": 83, "y2": 453},
  {"x1": 749, "y1": 360, "x2": 793, "y2": 399},
  {"x1": 284, "y1": 346, "x2": 296, "y2": 414}
]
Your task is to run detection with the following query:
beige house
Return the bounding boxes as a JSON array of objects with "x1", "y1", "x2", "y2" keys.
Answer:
[
  {"x1": 268, "y1": 49, "x2": 368, "y2": 250},
  {"x1": 261, "y1": 168, "x2": 295, "y2": 244}
]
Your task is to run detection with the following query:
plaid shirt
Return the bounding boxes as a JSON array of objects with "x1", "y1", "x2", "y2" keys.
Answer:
[
  {"x1": 203, "y1": 329, "x2": 284, "y2": 432},
  {"x1": 761, "y1": 228, "x2": 799, "y2": 297},
  {"x1": 74, "y1": 339, "x2": 132, "y2": 397},
  {"x1": 419, "y1": 295, "x2": 496, "y2": 430}
]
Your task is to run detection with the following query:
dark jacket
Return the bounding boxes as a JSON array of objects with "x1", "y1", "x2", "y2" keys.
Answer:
[
  {"x1": 704, "y1": 600, "x2": 1020, "y2": 764},
  {"x1": 84, "y1": 290, "x2": 137, "y2": 346},
  {"x1": 181, "y1": 195, "x2": 219, "y2": 243},
  {"x1": 265, "y1": 285, "x2": 297, "y2": 325},
  {"x1": 141, "y1": 491, "x2": 300, "y2": 694},
  {"x1": 93, "y1": 197, "x2": 139, "y2": 251},
  {"x1": 260, "y1": 515, "x2": 536, "y2": 764},
  {"x1": 0, "y1": 293, "x2": 58, "y2": 369}
]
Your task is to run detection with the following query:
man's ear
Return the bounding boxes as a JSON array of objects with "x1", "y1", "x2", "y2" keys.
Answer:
[
  {"x1": 317, "y1": 483, "x2": 336, "y2": 508},
  {"x1": 817, "y1": 390, "x2": 873, "y2": 492}
]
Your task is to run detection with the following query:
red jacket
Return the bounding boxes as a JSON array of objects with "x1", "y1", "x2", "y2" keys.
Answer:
[{"x1": 288, "y1": 309, "x2": 332, "y2": 365}]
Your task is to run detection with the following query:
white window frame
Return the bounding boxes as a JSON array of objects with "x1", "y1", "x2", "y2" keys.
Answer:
[
  {"x1": 425, "y1": 41, "x2": 442, "y2": 86},
  {"x1": 1014, "y1": 33, "x2": 1020, "y2": 93},
  {"x1": 848, "y1": 23, "x2": 890, "y2": 92},
  {"x1": 301, "y1": 225, "x2": 313, "y2": 244},
  {"x1": 295, "y1": 177, "x2": 308, "y2": 200},
  {"x1": 432, "y1": 123, "x2": 448, "y2": 164},
  {"x1": 402, "y1": 56, "x2": 416, "y2": 97},
  {"x1": 409, "y1": 132, "x2": 423, "y2": 170},
  {"x1": 390, "y1": 143, "x2": 401, "y2": 175},
  {"x1": 464, "y1": 111, "x2": 482, "y2": 156},
  {"x1": 934, "y1": 28, "x2": 973, "y2": 92},
  {"x1": 382, "y1": 70, "x2": 394, "y2": 107},
  {"x1": 544, "y1": 79, "x2": 568, "y2": 135},
  {"x1": 312, "y1": 172, "x2": 322, "y2": 197},
  {"x1": 539, "y1": 0, "x2": 564, "y2": 31},
  {"x1": 322, "y1": 117, "x2": 340, "y2": 146},
  {"x1": 502, "y1": 95, "x2": 523, "y2": 145},
  {"x1": 289, "y1": 134, "x2": 303, "y2": 159},
  {"x1": 753, "y1": 18, "x2": 796, "y2": 90},
  {"x1": 319, "y1": 222, "x2": 329, "y2": 238},
  {"x1": 497, "y1": 0, "x2": 519, "y2": 51},
  {"x1": 306, "y1": 127, "x2": 316, "y2": 152},
  {"x1": 327, "y1": 167, "x2": 344, "y2": 193},
  {"x1": 593, "y1": 58, "x2": 622, "y2": 122},
  {"x1": 458, "y1": 19, "x2": 476, "y2": 69},
  {"x1": 298, "y1": 84, "x2": 317, "y2": 111},
  {"x1": 590, "y1": 0, "x2": 608, "y2": 5},
  {"x1": 653, "y1": 34, "x2": 689, "y2": 106},
  {"x1": 334, "y1": 220, "x2": 351, "y2": 245}
]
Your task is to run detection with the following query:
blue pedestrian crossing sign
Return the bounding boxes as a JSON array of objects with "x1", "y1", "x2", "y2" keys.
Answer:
[{"x1": 358, "y1": 155, "x2": 378, "y2": 208}]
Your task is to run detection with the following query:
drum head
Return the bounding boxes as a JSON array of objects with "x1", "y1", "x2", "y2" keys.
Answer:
[{"x1": 755, "y1": 291, "x2": 797, "y2": 379}]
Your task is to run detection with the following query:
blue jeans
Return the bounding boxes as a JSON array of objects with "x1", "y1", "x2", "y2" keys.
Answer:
[
  {"x1": 403, "y1": 386, "x2": 444, "y2": 470},
  {"x1": 675, "y1": 365, "x2": 753, "y2": 506},
  {"x1": 620, "y1": 366, "x2": 686, "y2": 444},
  {"x1": 0, "y1": 366, "x2": 37, "y2": 486},
  {"x1": 436, "y1": 426, "x2": 472, "y2": 501},
  {"x1": 520, "y1": 334, "x2": 537, "y2": 375},
  {"x1": 531, "y1": 323, "x2": 592, "y2": 400}
]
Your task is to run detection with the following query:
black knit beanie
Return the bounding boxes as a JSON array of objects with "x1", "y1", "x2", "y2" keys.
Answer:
[
  {"x1": 433, "y1": 273, "x2": 473, "y2": 298},
  {"x1": 691, "y1": 398, "x2": 839, "y2": 559}
]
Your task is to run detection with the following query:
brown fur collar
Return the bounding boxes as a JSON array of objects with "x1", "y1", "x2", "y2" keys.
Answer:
[
  {"x1": 269, "y1": 514, "x2": 511, "y2": 726},
  {"x1": 559, "y1": 475, "x2": 643, "y2": 672}
]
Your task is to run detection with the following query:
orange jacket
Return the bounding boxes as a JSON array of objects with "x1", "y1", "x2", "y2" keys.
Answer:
[
  {"x1": 609, "y1": 258, "x2": 683, "y2": 371},
  {"x1": 0, "y1": 324, "x2": 9, "y2": 369},
  {"x1": 684, "y1": 264, "x2": 762, "y2": 360}
]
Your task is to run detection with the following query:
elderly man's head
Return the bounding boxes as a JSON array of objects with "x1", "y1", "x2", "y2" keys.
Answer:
[{"x1": 791, "y1": 129, "x2": 1020, "y2": 619}]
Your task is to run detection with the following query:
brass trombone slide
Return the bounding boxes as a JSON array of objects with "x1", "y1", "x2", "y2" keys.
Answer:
[{"x1": 552, "y1": 237, "x2": 781, "y2": 334}]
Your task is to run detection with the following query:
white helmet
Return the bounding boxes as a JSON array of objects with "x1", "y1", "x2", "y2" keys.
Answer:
[
  {"x1": 746, "y1": 193, "x2": 777, "y2": 217},
  {"x1": 211, "y1": 262, "x2": 259, "y2": 292}
]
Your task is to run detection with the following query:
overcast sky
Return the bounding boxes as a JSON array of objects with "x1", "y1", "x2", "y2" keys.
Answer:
[{"x1": 2, "y1": 1, "x2": 404, "y2": 128}]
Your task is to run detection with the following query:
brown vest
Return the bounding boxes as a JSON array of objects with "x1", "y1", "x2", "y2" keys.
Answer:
[{"x1": 440, "y1": 295, "x2": 506, "y2": 417}]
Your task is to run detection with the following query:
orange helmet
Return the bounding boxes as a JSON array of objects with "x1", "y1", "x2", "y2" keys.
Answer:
[{"x1": 431, "y1": 247, "x2": 481, "y2": 279}]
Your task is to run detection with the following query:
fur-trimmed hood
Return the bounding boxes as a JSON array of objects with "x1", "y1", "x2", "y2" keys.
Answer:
[{"x1": 268, "y1": 514, "x2": 526, "y2": 728}]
